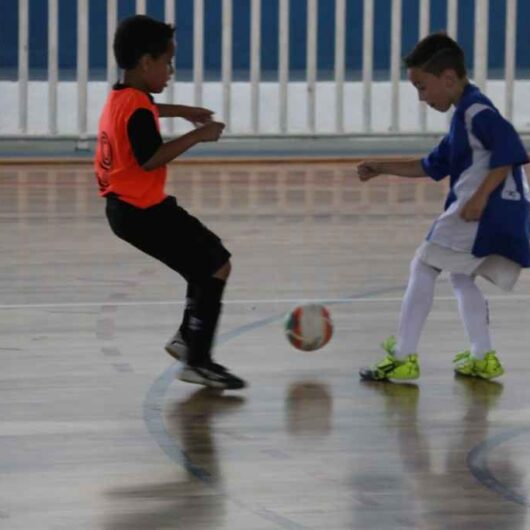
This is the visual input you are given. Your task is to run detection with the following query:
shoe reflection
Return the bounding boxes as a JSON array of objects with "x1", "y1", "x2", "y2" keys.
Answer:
[
  {"x1": 166, "y1": 388, "x2": 246, "y2": 482},
  {"x1": 357, "y1": 377, "x2": 526, "y2": 529},
  {"x1": 104, "y1": 388, "x2": 245, "y2": 530},
  {"x1": 453, "y1": 375, "x2": 504, "y2": 418}
]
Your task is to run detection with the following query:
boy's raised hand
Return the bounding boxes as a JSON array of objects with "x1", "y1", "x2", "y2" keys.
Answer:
[
  {"x1": 197, "y1": 121, "x2": 225, "y2": 142},
  {"x1": 357, "y1": 161, "x2": 382, "y2": 181}
]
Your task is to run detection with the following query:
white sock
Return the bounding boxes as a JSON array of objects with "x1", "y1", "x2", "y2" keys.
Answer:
[
  {"x1": 396, "y1": 257, "x2": 440, "y2": 357},
  {"x1": 449, "y1": 273, "x2": 492, "y2": 358}
]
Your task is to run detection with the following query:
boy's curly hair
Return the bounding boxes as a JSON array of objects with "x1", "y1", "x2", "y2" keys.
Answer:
[{"x1": 114, "y1": 15, "x2": 174, "y2": 70}]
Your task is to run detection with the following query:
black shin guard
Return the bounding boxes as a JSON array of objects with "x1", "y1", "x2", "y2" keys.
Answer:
[{"x1": 186, "y1": 277, "x2": 226, "y2": 366}]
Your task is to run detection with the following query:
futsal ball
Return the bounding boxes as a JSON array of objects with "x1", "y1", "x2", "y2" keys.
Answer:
[{"x1": 284, "y1": 304, "x2": 333, "y2": 351}]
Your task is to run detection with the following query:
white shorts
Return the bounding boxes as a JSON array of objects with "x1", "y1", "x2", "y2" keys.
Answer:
[{"x1": 416, "y1": 240, "x2": 521, "y2": 291}]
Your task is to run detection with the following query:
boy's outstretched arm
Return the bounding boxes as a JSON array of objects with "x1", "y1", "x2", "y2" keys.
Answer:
[
  {"x1": 357, "y1": 158, "x2": 426, "y2": 181},
  {"x1": 156, "y1": 103, "x2": 213, "y2": 125},
  {"x1": 142, "y1": 121, "x2": 224, "y2": 170}
]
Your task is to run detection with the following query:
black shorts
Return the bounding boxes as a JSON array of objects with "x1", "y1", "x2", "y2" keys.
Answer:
[{"x1": 105, "y1": 195, "x2": 231, "y2": 283}]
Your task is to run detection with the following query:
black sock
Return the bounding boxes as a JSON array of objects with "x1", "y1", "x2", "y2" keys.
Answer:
[
  {"x1": 186, "y1": 277, "x2": 226, "y2": 366},
  {"x1": 179, "y1": 283, "x2": 196, "y2": 342}
]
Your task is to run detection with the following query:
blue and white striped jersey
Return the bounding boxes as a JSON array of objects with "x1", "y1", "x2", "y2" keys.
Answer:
[{"x1": 421, "y1": 83, "x2": 530, "y2": 267}]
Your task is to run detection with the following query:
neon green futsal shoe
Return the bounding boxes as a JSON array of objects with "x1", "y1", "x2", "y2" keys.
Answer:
[
  {"x1": 453, "y1": 350, "x2": 504, "y2": 380},
  {"x1": 359, "y1": 336, "x2": 420, "y2": 381}
]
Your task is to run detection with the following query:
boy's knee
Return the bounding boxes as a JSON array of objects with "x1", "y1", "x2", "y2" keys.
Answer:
[
  {"x1": 410, "y1": 256, "x2": 440, "y2": 279},
  {"x1": 213, "y1": 260, "x2": 231, "y2": 281},
  {"x1": 449, "y1": 272, "x2": 474, "y2": 290}
]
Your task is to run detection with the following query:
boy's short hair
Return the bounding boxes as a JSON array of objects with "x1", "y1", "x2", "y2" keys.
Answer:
[
  {"x1": 114, "y1": 15, "x2": 175, "y2": 70},
  {"x1": 404, "y1": 32, "x2": 467, "y2": 78}
]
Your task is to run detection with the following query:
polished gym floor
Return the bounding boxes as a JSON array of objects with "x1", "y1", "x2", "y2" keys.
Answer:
[{"x1": 1, "y1": 161, "x2": 530, "y2": 529}]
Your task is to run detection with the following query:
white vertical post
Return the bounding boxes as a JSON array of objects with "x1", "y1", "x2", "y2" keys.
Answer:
[
  {"x1": 165, "y1": 0, "x2": 176, "y2": 134},
  {"x1": 334, "y1": 0, "x2": 346, "y2": 133},
  {"x1": 446, "y1": 0, "x2": 458, "y2": 39},
  {"x1": 48, "y1": 0, "x2": 58, "y2": 134},
  {"x1": 390, "y1": 0, "x2": 402, "y2": 132},
  {"x1": 18, "y1": 0, "x2": 29, "y2": 134},
  {"x1": 193, "y1": 0, "x2": 204, "y2": 106},
  {"x1": 136, "y1": 0, "x2": 146, "y2": 15},
  {"x1": 504, "y1": 0, "x2": 516, "y2": 121},
  {"x1": 473, "y1": 0, "x2": 488, "y2": 91},
  {"x1": 306, "y1": 0, "x2": 317, "y2": 134},
  {"x1": 107, "y1": 0, "x2": 117, "y2": 90},
  {"x1": 362, "y1": 0, "x2": 373, "y2": 132},
  {"x1": 446, "y1": 0, "x2": 458, "y2": 126},
  {"x1": 77, "y1": 0, "x2": 89, "y2": 145},
  {"x1": 418, "y1": 0, "x2": 429, "y2": 132},
  {"x1": 278, "y1": 0, "x2": 289, "y2": 134},
  {"x1": 250, "y1": 0, "x2": 261, "y2": 133},
  {"x1": 222, "y1": 0, "x2": 232, "y2": 131}
]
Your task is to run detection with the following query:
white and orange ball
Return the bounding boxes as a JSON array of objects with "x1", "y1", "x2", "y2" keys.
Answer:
[{"x1": 284, "y1": 304, "x2": 333, "y2": 351}]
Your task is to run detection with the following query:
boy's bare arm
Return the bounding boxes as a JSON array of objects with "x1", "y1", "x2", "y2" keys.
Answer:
[
  {"x1": 156, "y1": 103, "x2": 213, "y2": 124},
  {"x1": 460, "y1": 165, "x2": 511, "y2": 221},
  {"x1": 142, "y1": 122, "x2": 224, "y2": 171},
  {"x1": 357, "y1": 158, "x2": 426, "y2": 181}
]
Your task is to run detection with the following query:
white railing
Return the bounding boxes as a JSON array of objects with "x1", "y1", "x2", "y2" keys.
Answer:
[{"x1": 3, "y1": 0, "x2": 527, "y2": 140}]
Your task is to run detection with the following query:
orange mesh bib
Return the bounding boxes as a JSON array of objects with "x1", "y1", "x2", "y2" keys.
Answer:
[{"x1": 95, "y1": 87, "x2": 167, "y2": 208}]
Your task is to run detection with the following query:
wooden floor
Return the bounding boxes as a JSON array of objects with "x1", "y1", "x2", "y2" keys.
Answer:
[{"x1": 2, "y1": 161, "x2": 530, "y2": 529}]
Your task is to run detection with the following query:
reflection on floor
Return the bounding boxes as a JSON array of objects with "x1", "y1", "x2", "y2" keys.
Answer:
[{"x1": 0, "y1": 162, "x2": 529, "y2": 530}]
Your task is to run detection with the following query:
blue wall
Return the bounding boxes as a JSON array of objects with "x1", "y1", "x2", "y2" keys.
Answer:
[{"x1": 1, "y1": 0, "x2": 529, "y2": 79}]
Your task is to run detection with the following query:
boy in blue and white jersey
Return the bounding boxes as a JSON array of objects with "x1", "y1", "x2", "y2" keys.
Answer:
[{"x1": 357, "y1": 33, "x2": 530, "y2": 381}]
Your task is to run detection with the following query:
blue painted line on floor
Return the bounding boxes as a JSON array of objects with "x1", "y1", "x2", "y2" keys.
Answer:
[{"x1": 468, "y1": 427, "x2": 530, "y2": 506}]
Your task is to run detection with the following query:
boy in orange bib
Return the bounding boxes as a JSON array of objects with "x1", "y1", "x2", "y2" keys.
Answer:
[{"x1": 95, "y1": 15, "x2": 245, "y2": 390}]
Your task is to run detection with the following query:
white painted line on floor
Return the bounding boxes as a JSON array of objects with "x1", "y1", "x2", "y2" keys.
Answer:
[{"x1": 0, "y1": 293, "x2": 529, "y2": 310}]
